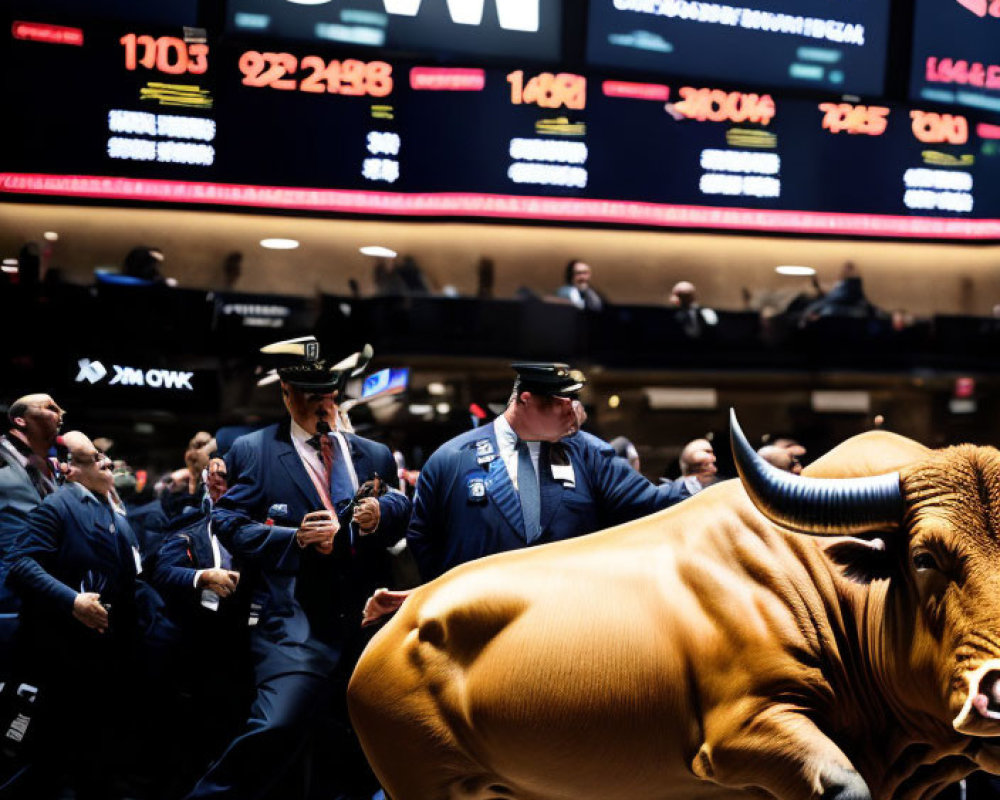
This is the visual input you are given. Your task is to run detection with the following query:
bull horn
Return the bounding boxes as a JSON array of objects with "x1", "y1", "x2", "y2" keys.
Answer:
[{"x1": 729, "y1": 409, "x2": 903, "y2": 535}]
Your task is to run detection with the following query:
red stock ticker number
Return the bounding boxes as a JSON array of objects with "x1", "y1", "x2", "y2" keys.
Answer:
[
  {"x1": 238, "y1": 51, "x2": 393, "y2": 98},
  {"x1": 910, "y1": 110, "x2": 969, "y2": 144},
  {"x1": 925, "y1": 57, "x2": 1000, "y2": 90},
  {"x1": 507, "y1": 70, "x2": 586, "y2": 110},
  {"x1": 819, "y1": 103, "x2": 889, "y2": 136},
  {"x1": 120, "y1": 33, "x2": 208, "y2": 75},
  {"x1": 673, "y1": 87, "x2": 775, "y2": 125}
]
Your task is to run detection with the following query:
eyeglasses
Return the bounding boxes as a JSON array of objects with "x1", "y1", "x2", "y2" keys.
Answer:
[{"x1": 71, "y1": 450, "x2": 107, "y2": 466}]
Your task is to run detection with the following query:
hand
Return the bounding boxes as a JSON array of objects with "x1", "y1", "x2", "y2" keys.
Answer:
[
  {"x1": 361, "y1": 588, "x2": 412, "y2": 627},
  {"x1": 353, "y1": 497, "x2": 380, "y2": 534},
  {"x1": 73, "y1": 592, "x2": 108, "y2": 633},
  {"x1": 198, "y1": 568, "x2": 240, "y2": 598},
  {"x1": 296, "y1": 510, "x2": 339, "y2": 554}
]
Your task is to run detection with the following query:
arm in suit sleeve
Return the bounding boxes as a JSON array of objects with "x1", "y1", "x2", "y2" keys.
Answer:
[
  {"x1": 211, "y1": 437, "x2": 300, "y2": 573},
  {"x1": 405, "y1": 455, "x2": 445, "y2": 583},
  {"x1": 7, "y1": 496, "x2": 78, "y2": 616},
  {"x1": 357, "y1": 445, "x2": 412, "y2": 550},
  {"x1": 150, "y1": 532, "x2": 199, "y2": 598},
  {"x1": 584, "y1": 437, "x2": 686, "y2": 527}
]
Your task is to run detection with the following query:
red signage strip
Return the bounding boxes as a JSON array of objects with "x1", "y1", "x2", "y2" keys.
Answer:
[
  {"x1": 409, "y1": 67, "x2": 485, "y2": 92},
  {"x1": 3, "y1": 173, "x2": 1000, "y2": 240},
  {"x1": 12, "y1": 21, "x2": 84, "y2": 46},
  {"x1": 601, "y1": 80, "x2": 670, "y2": 102},
  {"x1": 977, "y1": 122, "x2": 1000, "y2": 139}
]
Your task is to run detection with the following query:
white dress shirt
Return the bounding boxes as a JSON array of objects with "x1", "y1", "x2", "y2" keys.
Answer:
[{"x1": 493, "y1": 415, "x2": 541, "y2": 490}]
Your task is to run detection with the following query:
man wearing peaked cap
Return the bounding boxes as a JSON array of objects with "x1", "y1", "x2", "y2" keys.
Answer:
[
  {"x1": 406, "y1": 361, "x2": 690, "y2": 582},
  {"x1": 186, "y1": 336, "x2": 411, "y2": 800}
]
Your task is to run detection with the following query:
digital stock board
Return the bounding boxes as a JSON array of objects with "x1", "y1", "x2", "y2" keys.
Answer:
[
  {"x1": 909, "y1": 0, "x2": 1000, "y2": 118},
  {"x1": 2, "y1": 14, "x2": 1000, "y2": 240}
]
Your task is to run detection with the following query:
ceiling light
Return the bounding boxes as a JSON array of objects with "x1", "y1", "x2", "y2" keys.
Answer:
[
  {"x1": 2, "y1": 264, "x2": 18, "y2": 274},
  {"x1": 260, "y1": 238, "x2": 300, "y2": 250},
  {"x1": 43, "y1": 231, "x2": 59, "y2": 241},
  {"x1": 427, "y1": 382, "x2": 446, "y2": 395},
  {"x1": 435, "y1": 403, "x2": 451, "y2": 415},
  {"x1": 775, "y1": 265, "x2": 816, "y2": 276},
  {"x1": 608, "y1": 394, "x2": 620, "y2": 409},
  {"x1": 359, "y1": 245, "x2": 397, "y2": 258}
]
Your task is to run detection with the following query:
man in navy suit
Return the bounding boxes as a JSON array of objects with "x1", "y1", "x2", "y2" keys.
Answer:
[
  {"x1": 4, "y1": 429, "x2": 144, "y2": 798},
  {"x1": 407, "y1": 362, "x2": 689, "y2": 582},
  {"x1": 187, "y1": 337, "x2": 411, "y2": 800},
  {"x1": 0, "y1": 395, "x2": 64, "y2": 608}
]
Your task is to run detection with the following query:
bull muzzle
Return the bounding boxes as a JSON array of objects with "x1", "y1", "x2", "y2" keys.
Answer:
[
  {"x1": 729, "y1": 409, "x2": 903, "y2": 536},
  {"x1": 954, "y1": 660, "x2": 1000, "y2": 736}
]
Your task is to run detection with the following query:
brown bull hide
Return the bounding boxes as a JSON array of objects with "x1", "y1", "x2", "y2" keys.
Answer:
[{"x1": 349, "y1": 430, "x2": 1000, "y2": 800}]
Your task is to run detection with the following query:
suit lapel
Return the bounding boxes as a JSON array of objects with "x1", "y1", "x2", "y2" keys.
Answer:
[
  {"x1": 346, "y1": 435, "x2": 371, "y2": 483},
  {"x1": 275, "y1": 432, "x2": 323, "y2": 512},
  {"x1": 480, "y1": 433, "x2": 526, "y2": 540}
]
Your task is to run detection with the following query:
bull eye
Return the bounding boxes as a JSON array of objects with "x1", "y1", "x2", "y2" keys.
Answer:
[{"x1": 912, "y1": 551, "x2": 940, "y2": 572}]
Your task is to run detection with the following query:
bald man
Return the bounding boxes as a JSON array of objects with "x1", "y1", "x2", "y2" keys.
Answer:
[
  {"x1": 5, "y1": 430, "x2": 145, "y2": 798},
  {"x1": 660, "y1": 437, "x2": 719, "y2": 499},
  {"x1": 668, "y1": 280, "x2": 718, "y2": 338},
  {"x1": 0, "y1": 393, "x2": 64, "y2": 612}
]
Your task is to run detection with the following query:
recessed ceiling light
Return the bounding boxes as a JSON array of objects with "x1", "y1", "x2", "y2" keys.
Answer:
[
  {"x1": 359, "y1": 246, "x2": 397, "y2": 258},
  {"x1": 260, "y1": 238, "x2": 300, "y2": 250},
  {"x1": 427, "y1": 382, "x2": 446, "y2": 395},
  {"x1": 43, "y1": 231, "x2": 59, "y2": 241},
  {"x1": 775, "y1": 265, "x2": 816, "y2": 276}
]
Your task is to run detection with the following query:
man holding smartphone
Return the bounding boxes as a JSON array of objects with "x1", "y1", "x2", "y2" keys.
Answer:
[{"x1": 187, "y1": 336, "x2": 411, "y2": 800}]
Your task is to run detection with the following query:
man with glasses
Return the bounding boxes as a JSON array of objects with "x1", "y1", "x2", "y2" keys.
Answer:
[
  {"x1": 407, "y1": 362, "x2": 688, "y2": 582},
  {"x1": 4, "y1": 430, "x2": 145, "y2": 798},
  {"x1": 186, "y1": 336, "x2": 410, "y2": 800}
]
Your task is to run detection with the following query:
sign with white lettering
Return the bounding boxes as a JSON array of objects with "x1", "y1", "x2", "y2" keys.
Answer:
[
  {"x1": 75, "y1": 358, "x2": 195, "y2": 390},
  {"x1": 586, "y1": 0, "x2": 891, "y2": 96}
]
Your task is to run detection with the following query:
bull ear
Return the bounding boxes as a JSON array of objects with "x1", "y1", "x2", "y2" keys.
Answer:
[
  {"x1": 821, "y1": 536, "x2": 896, "y2": 584},
  {"x1": 730, "y1": 409, "x2": 903, "y2": 536}
]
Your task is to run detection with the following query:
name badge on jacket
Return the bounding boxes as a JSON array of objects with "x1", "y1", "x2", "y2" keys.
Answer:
[
  {"x1": 550, "y1": 445, "x2": 576, "y2": 488},
  {"x1": 465, "y1": 473, "x2": 487, "y2": 504},
  {"x1": 475, "y1": 438, "x2": 496, "y2": 466}
]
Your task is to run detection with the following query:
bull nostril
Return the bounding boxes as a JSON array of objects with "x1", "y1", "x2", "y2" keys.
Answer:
[{"x1": 974, "y1": 670, "x2": 1000, "y2": 719}]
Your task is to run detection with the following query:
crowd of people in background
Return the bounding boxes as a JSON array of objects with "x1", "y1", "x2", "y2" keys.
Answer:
[{"x1": 0, "y1": 336, "x2": 818, "y2": 800}]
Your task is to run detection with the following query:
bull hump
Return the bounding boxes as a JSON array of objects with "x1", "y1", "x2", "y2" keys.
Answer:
[{"x1": 418, "y1": 582, "x2": 530, "y2": 669}]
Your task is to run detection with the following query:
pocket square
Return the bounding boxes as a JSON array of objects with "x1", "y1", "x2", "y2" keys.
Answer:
[{"x1": 267, "y1": 503, "x2": 289, "y2": 518}]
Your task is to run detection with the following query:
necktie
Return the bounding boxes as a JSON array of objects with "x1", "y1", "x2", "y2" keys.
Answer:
[
  {"x1": 310, "y1": 433, "x2": 354, "y2": 506},
  {"x1": 517, "y1": 440, "x2": 541, "y2": 543}
]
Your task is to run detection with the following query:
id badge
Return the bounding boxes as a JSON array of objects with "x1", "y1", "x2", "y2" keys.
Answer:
[{"x1": 466, "y1": 475, "x2": 487, "y2": 504}]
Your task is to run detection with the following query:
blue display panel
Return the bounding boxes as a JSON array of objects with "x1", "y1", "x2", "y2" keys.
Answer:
[
  {"x1": 909, "y1": 0, "x2": 1000, "y2": 117},
  {"x1": 586, "y1": 0, "x2": 891, "y2": 97},
  {"x1": 362, "y1": 367, "x2": 410, "y2": 398},
  {"x1": 225, "y1": 0, "x2": 563, "y2": 63}
]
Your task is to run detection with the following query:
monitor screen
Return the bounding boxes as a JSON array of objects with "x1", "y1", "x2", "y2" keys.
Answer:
[
  {"x1": 7, "y1": 0, "x2": 199, "y2": 27},
  {"x1": 362, "y1": 367, "x2": 410, "y2": 398},
  {"x1": 909, "y1": 0, "x2": 1000, "y2": 116},
  {"x1": 226, "y1": 0, "x2": 562, "y2": 62},
  {"x1": 586, "y1": 0, "x2": 891, "y2": 97}
]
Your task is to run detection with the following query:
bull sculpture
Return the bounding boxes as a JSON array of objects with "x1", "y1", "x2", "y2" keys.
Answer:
[{"x1": 348, "y1": 412, "x2": 1000, "y2": 800}]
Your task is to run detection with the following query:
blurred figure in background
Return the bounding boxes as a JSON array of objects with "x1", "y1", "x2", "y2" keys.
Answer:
[
  {"x1": 662, "y1": 437, "x2": 718, "y2": 498},
  {"x1": 609, "y1": 436, "x2": 641, "y2": 473},
  {"x1": 668, "y1": 281, "x2": 718, "y2": 338},
  {"x1": 556, "y1": 260, "x2": 604, "y2": 311}
]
